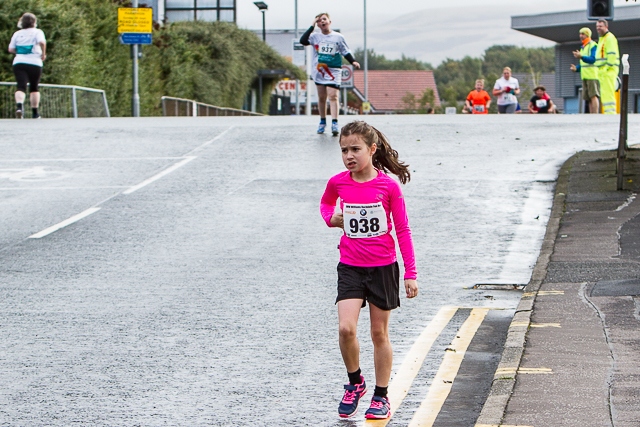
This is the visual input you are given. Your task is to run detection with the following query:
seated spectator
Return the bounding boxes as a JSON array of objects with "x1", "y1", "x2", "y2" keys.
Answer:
[
  {"x1": 464, "y1": 79, "x2": 491, "y2": 114},
  {"x1": 528, "y1": 86, "x2": 556, "y2": 114}
]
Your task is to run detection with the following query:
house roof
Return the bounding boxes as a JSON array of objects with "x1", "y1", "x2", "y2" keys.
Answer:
[{"x1": 353, "y1": 70, "x2": 440, "y2": 113}]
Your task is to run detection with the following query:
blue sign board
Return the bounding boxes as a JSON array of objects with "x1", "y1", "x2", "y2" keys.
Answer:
[{"x1": 120, "y1": 33, "x2": 152, "y2": 45}]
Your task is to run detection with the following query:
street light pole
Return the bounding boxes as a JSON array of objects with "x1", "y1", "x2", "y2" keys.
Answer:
[
  {"x1": 295, "y1": 0, "x2": 300, "y2": 115},
  {"x1": 254, "y1": 2, "x2": 268, "y2": 42},
  {"x1": 364, "y1": 0, "x2": 368, "y2": 110}
]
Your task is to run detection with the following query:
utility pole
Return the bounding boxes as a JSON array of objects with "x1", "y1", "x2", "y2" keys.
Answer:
[
  {"x1": 295, "y1": 0, "x2": 300, "y2": 115},
  {"x1": 131, "y1": 0, "x2": 140, "y2": 117},
  {"x1": 364, "y1": 0, "x2": 368, "y2": 110}
]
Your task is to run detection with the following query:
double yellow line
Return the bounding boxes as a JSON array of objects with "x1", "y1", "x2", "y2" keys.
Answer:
[{"x1": 367, "y1": 306, "x2": 490, "y2": 426}]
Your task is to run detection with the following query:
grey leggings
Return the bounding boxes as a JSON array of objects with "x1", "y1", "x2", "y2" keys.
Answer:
[{"x1": 498, "y1": 103, "x2": 517, "y2": 114}]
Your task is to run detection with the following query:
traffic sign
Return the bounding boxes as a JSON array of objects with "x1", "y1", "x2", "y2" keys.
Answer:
[
  {"x1": 292, "y1": 40, "x2": 305, "y2": 67},
  {"x1": 118, "y1": 8, "x2": 153, "y2": 33},
  {"x1": 120, "y1": 33, "x2": 152, "y2": 45},
  {"x1": 362, "y1": 101, "x2": 371, "y2": 113},
  {"x1": 341, "y1": 64, "x2": 354, "y2": 89}
]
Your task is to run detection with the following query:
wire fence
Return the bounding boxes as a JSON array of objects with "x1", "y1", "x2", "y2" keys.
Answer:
[
  {"x1": 0, "y1": 82, "x2": 110, "y2": 119},
  {"x1": 161, "y1": 96, "x2": 263, "y2": 117}
]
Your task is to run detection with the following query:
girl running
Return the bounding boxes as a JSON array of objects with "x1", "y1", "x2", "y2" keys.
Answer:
[{"x1": 319, "y1": 121, "x2": 418, "y2": 419}]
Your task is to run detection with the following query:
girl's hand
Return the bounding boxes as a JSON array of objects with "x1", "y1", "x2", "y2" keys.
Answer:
[
  {"x1": 330, "y1": 212, "x2": 344, "y2": 229},
  {"x1": 405, "y1": 279, "x2": 418, "y2": 298}
]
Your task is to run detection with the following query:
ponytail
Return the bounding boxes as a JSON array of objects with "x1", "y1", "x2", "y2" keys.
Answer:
[{"x1": 340, "y1": 121, "x2": 411, "y2": 184}]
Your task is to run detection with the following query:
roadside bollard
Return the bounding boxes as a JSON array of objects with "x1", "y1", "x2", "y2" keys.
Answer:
[{"x1": 617, "y1": 53, "x2": 630, "y2": 191}]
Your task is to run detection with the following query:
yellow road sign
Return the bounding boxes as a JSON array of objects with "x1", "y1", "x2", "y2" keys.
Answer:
[
  {"x1": 362, "y1": 101, "x2": 371, "y2": 113},
  {"x1": 118, "y1": 8, "x2": 153, "y2": 34}
]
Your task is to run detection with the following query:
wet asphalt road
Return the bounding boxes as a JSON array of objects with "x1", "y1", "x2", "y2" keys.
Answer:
[{"x1": 0, "y1": 115, "x2": 634, "y2": 426}]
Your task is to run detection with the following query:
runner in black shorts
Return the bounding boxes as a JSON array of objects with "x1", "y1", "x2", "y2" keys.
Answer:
[
  {"x1": 320, "y1": 121, "x2": 419, "y2": 420},
  {"x1": 337, "y1": 262, "x2": 400, "y2": 310},
  {"x1": 8, "y1": 13, "x2": 46, "y2": 119},
  {"x1": 300, "y1": 13, "x2": 360, "y2": 135}
]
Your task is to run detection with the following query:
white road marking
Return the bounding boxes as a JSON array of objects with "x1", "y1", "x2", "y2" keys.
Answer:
[
  {"x1": 21, "y1": 129, "x2": 232, "y2": 239},
  {"x1": 0, "y1": 157, "x2": 186, "y2": 162},
  {"x1": 123, "y1": 156, "x2": 196, "y2": 195},
  {"x1": 29, "y1": 207, "x2": 101, "y2": 239},
  {"x1": 0, "y1": 186, "x2": 128, "y2": 191},
  {"x1": 184, "y1": 127, "x2": 234, "y2": 156}
]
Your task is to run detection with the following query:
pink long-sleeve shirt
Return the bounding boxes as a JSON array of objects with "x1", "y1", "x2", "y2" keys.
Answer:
[{"x1": 320, "y1": 170, "x2": 417, "y2": 280}]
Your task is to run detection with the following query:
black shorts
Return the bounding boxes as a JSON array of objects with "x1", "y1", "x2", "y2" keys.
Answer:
[
  {"x1": 336, "y1": 262, "x2": 400, "y2": 310},
  {"x1": 13, "y1": 63, "x2": 42, "y2": 93},
  {"x1": 315, "y1": 82, "x2": 340, "y2": 90}
]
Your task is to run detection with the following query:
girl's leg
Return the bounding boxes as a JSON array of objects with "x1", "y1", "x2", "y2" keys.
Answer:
[
  {"x1": 369, "y1": 304, "x2": 392, "y2": 387},
  {"x1": 316, "y1": 84, "x2": 328, "y2": 119},
  {"x1": 327, "y1": 86, "x2": 340, "y2": 120},
  {"x1": 337, "y1": 299, "x2": 363, "y2": 372}
]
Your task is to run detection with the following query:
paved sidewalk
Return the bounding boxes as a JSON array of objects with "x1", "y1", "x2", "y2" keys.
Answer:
[{"x1": 477, "y1": 148, "x2": 640, "y2": 427}]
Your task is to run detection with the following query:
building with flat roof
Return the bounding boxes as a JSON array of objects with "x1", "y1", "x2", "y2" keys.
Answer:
[{"x1": 512, "y1": 4, "x2": 640, "y2": 114}]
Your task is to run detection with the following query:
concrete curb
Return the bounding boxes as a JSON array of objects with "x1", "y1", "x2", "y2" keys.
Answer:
[{"x1": 474, "y1": 153, "x2": 575, "y2": 427}]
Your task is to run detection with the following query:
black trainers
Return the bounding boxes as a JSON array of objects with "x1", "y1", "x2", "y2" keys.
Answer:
[{"x1": 16, "y1": 110, "x2": 23, "y2": 119}]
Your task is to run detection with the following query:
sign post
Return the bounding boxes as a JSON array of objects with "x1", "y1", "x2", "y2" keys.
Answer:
[
  {"x1": 341, "y1": 65, "x2": 354, "y2": 115},
  {"x1": 292, "y1": 40, "x2": 305, "y2": 115},
  {"x1": 118, "y1": 5, "x2": 152, "y2": 117}
]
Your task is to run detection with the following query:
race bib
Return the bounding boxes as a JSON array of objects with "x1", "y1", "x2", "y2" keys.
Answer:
[
  {"x1": 536, "y1": 99, "x2": 548, "y2": 108},
  {"x1": 318, "y1": 42, "x2": 336, "y2": 55},
  {"x1": 343, "y1": 202, "x2": 388, "y2": 239},
  {"x1": 474, "y1": 105, "x2": 485, "y2": 112}
]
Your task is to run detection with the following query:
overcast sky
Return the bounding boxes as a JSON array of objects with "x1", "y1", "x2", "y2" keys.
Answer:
[{"x1": 236, "y1": 0, "x2": 635, "y2": 65}]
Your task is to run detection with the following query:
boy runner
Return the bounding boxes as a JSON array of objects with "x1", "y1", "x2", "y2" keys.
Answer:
[
  {"x1": 300, "y1": 13, "x2": 360, "y2": 135},
  {"x1": 464, "y1": 79, "x2": 491, "y2": 114}
]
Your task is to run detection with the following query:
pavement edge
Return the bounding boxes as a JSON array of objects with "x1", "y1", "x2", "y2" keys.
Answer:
[{"x1": 474, "y1": 152, "x2": 575, "y2": 427}]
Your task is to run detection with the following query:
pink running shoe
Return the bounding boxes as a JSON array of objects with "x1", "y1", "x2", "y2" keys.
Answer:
[
  {"x1": 365, "y1": 395, "x2": 391, "y2": 419},
  {"x1": 338, "y1": 376, "x2": 367, "y2": 418}
]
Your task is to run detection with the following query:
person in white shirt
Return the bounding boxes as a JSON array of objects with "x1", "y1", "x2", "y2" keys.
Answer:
[
  {"x1": 8, "y1": 13, "x2": 46, "y2": 119},
  {"x1": 492, "y1": 67, "x2": 520, "y2": 114},
  {"x1": 300, "y1": 13, "x2": 360, "y2": 136}
]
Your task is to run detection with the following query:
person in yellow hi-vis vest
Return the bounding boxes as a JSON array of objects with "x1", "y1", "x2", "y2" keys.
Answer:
[
  {"x1": 595, "y1": 19, "x2": 619, "y2": 115},
  {"x1": 570, "y1": 27, "x2": 599, "y2": 114}
]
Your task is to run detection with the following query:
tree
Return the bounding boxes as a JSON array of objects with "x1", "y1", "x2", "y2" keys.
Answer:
[
  {"x1": 433, "y1": 45, "x2": 554, "y2": 110},
  {"x1": 352, "y1": 48, "x2": 432, "y2": 70},
  {"x1": 400, "y1": 88, "x2": 436, "y2": 114},
  {"x1": 0, "y1": 0, "x2": 303, "y2": 116}
]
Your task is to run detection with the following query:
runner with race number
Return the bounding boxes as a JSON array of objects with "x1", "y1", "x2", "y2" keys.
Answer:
[
  {"x1": 320, "y1": 121, "x2": 418, "y2": 420},
  {"x1": 300, "y1": 13, "x2": 360, "y2": 136}
]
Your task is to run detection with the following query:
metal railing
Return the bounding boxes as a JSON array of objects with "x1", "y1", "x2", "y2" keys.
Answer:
[
  {"x1": 0, "y1": 82, "x2": 110, "y2": 119},
  {"x1": 161, "y1": 96, "x2": 263, "y2": 117}
]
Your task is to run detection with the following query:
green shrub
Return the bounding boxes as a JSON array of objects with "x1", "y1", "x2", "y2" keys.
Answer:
[{"x1": 0, "y1": 0, "x2": 303, "y2": 116}]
